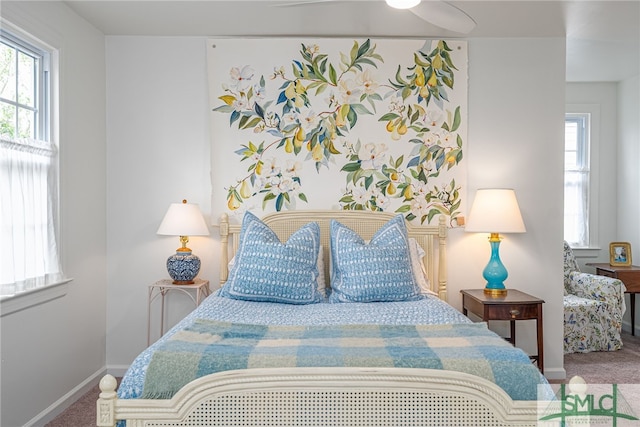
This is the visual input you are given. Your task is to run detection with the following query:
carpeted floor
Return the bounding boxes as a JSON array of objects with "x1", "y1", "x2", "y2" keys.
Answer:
[
  {"x1": 550, "y1": 332, "x2": 640, "y2": 421},
  {"x1": 46, "y1": 332, "x2": 640, "y2": 427},
  {"x1": 45, "y1": 377, "x2": 121, "y2": 427},
  {"x1": 562, "y1": 331, "x2": 640, "y2": 384}
]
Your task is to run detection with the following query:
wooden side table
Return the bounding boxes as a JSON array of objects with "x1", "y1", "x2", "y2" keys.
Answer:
[
  {"x1": 586, "y1": 263, "x2": 640, "y2": 336},
  {"x1": 460, "y1": 289, "x2": 545, "y2": 374},
  {"x1": 147, "y1": 278, "x2": 211, "y2": 345}
]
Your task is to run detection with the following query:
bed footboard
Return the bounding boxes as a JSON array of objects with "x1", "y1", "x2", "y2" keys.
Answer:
[{"x1": 97, "y1": 368, "x2": 541, "y2": 427}]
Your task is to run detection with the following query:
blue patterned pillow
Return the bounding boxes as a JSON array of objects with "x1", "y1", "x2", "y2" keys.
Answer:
[
  {"x1": 220, "y1": 211, "x2": 323, "y2": 304},
  {"x1": 329, "y1": 215, "x2": 423, "y2": 303}
]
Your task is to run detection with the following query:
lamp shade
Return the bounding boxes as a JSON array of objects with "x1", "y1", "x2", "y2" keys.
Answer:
[
  {"x1": 386, "y1": 0, "x2": 421, "y2": 9},
  {"x1": 465, "y1": 189, "x2": 526, "y2": 234},
  {"x1": 157, "y1": 200, "x2": 210, "y2": 237}
]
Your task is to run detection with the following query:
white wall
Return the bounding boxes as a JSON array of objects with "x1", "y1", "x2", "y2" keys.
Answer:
[
  {"x1": 106, "y1": 36, "x2": 215, "y2": 368},
  {"x1": 0, "y1": 2, "x2": 107, "y2": 426},
  {"x1": 459, "y1": 38, "x2": 566, "y2": 379},
  {"x1": 617, "y1": 75, "x2": 640, "y2": 333},
  {"x1": 105, "y1": 36, "x2": 566, "y2": 378}
]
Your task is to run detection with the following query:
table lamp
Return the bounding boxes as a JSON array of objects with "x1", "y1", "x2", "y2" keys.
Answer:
[
  {"x1": 157, "y1": 199, "x2": 210, "y2": 284},
  {"x1": 465, "y1": 189, "x2": 526, "y2": 296}
]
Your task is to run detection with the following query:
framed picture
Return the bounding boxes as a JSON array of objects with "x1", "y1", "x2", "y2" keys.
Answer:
[{"x1": 609, "y1": 242, "x2": 632, "y2": 266}]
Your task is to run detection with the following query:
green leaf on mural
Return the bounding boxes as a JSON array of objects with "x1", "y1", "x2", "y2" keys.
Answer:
[
  {"x1": 341, "y1": 162, "x2": 361, "y2": 172},
  {"x1": 364, "y1": 175, "x2": 373, "y2": 189},
  {"x1": 451, "y1": 106, "x2": 461, "y2": 132},
  {"x1": 327, "y1": 139, "x2": 341, "y2": 155},
  {"x1": 329, "y1": 64, "x2": 337, "y2": 85},
  {"x1": 414, "y1": 52, "x2": 430, "y2": 67},
  {"x1": 378, "y1": 112, "x2": 400, "y2": 122},
  {"x1": 347, "y1": 107, "x2": 357, "y2": 128},
  {"x1": 349, "y1": 40, "x2": 359, "y2": 63},
  {"x1": 350, "y1": 104, "x2": 372, "y2": 115},
  {"x1": 212, "y1": 105, "x2": 235, "y2": 113}
]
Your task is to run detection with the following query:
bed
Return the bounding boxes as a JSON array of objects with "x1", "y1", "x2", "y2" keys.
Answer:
[{"x1": 97, "y1": 210, "x2": 548, "y2": 426}]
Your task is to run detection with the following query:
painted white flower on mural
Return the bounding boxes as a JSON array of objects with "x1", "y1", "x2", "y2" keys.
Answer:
[
  {"x1": 422, "y1": 131, "x2": 438, "y2": 147},
  {"x1": 262, "y1": 157, "x2": 281, "y2": 177},
  {"x1": 411, "y1": 197, "x2": 429, "y2": 218},
  {"x1": 351, "y1": 185, "x2": 371, "y2": 205},
  {"x1": 356, "y1": 70, "x2": 379, "y2": 96},
  {"x1": 232, "y1": 95, "x2": 249, "y2": 112},
  {"x1": 230, "y1": 65, "x2": 255, "y2": 91},
  {"x1": 374, "y1": 190, "x2": 390, "y2": 209},
  {"x1": 413, "y1": 180, "x2": 430, "y2": 198},
  {"x1": 300, "y1": 109, "x2": 319, "y2": 132},
  {"x1": 338, "y1": 78, "x2": 362, "y2": 105},
  {"x1": 358, "y1": 143, "x2": 388, "y2": 170},
  {"x1": 424, "y1": 110, "x2": 444, "y2": 127}
]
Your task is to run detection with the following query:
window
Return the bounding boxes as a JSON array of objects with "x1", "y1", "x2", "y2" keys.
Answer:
[
  {"x1": 1, "y1": 29, "x2": 62, "y2": 298},
  {"x1": 0, "y1": 31, "x2": 48, "y2": 140},
  {"x1": 564, "y1": 113, "x2": 590, "y2": 247}
]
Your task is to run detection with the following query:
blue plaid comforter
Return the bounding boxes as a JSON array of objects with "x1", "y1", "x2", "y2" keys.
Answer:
[{"x1": 141, "y1": 319, "x2": 543, "y2": 400}]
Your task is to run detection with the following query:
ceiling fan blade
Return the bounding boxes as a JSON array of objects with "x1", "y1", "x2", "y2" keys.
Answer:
[
  {"x1": 409, "y1": 1, "x2": 476, "y2": 34},
  {"x1": 272, "y1": 0, "x2": 343, "y2": 7},
  {"x1": 271, "y1": 0, "x2": 476, "y2": 34}
]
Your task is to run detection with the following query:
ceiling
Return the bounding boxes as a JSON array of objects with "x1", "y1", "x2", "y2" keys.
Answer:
[{"x1": 63, "y1": 0, "x2": 640, "y2": 82}]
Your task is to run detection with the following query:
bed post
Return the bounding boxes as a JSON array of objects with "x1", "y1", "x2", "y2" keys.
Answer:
[
  {"x1": 219, "y1": 213, "x2": 230, "y2": 286},
  {"x1": 96, "y1": 374, "x2": 117, "y2": 427},
  {"x1": 438, "y1": 216, "x2": 448, "y2": 301}
]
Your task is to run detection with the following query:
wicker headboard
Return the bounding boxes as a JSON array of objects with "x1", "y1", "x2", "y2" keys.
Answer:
[{"x1": 218, "y1": 210, "x2": 448, "y2": 301}]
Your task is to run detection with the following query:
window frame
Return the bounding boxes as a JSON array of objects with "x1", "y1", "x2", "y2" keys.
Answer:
[
  {"x1": 564, "y1": 104, "x2": 601, "y2": 253},
  {"x1": 1, "y1": 29, "x2": 50, "y2": 141},
  {"x1": 0, "y1": 23, "x2": 67, "y2": 315}
]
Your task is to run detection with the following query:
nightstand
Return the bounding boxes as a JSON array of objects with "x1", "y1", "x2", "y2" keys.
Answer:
[
  {"x1": 586, "y1": 263, "x2": 640, "y2": 336},
  {"x1": 460, "y1": 289, "x2": 545, "y2": 373},
  {"x1": 147, "y1": 278, "x2": 210, "y2": 345}
]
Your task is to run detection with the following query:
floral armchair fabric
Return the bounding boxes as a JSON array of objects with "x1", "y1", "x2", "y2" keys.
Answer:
[{"x1": 563, "y1": 241, "x2": 627, "y2": 353}]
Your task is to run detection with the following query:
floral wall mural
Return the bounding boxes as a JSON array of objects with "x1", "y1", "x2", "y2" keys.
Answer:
[{"x1": 207, "y1": 38, "x2": 467, "y2": 226}]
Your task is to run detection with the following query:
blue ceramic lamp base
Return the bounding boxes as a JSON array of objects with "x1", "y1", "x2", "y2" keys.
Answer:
[
  {"x1": 482, "y1": 235, "x2": 508, "y2": 296},
  {"x1": 166, "y1": 250, "x2": 201, "y2": 285}
]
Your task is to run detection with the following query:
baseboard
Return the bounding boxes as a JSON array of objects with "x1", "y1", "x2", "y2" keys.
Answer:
[
  {"x1": 622, "y1": 319, "x2": 638, "y2": 335},
  {"x1": 543, "y1": 367, "x2": 567, "y2": 381},
  {"x1": 24, "y1": 366, "x2": 107, "y2": 427},
  {"x1": 107, "y1": 364, "x2": 130, "y2": 377}
]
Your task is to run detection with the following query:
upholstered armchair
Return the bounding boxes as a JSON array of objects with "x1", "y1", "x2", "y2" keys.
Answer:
[{"x1": 563, "y1": 241, "x2": 627, "y2": 353}]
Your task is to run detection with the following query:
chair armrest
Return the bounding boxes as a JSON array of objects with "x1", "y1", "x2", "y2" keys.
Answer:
[{"x1": 568, "y1": 271, "x2": 627, "y2": 315}]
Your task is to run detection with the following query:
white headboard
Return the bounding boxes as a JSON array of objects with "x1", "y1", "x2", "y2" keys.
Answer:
[{"x1": 218, "y1": 210, "x2": 448, "y2": 301}]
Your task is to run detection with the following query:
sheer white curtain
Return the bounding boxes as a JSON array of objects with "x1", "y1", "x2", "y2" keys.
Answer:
[
  {"x1": 564, "y1": 169, "x2": 589, "y2": 247},
  {"x1": 0, "y1": 137, "x2": 61, "y2": 296}
]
